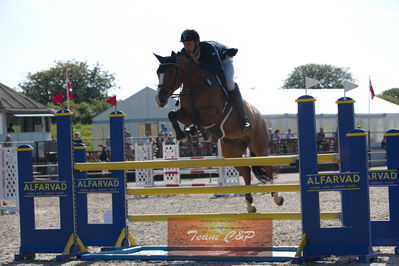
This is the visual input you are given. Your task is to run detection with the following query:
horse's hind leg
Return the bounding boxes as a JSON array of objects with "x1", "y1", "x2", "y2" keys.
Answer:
[{"x1": 220, "y1": 139, "x2": 256, "y2": 213}]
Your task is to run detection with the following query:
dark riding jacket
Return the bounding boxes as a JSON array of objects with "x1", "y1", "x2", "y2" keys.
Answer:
[{"x1": 180, "y1": 41, "x2": 238, "y2": 81}]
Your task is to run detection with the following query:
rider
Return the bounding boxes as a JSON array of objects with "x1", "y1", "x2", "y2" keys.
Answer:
[{"x1": 179, "y1": 29, "x2": 252, "y2": 132}]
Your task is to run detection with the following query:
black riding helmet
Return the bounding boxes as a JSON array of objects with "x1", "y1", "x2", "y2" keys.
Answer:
[{"x1": 180, "y1": 29, "x2": 200, "y2": 42}]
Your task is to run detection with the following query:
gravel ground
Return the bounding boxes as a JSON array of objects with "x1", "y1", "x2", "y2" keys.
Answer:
[{"x1": 1, "y1": 171, "x2": 398, "y2": 265}]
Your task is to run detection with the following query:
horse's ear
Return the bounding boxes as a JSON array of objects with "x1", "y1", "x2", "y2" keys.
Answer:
[
  {"x1": 171, "y1": 51, "x2": 177, "y2": 61},
  {"x1": 153, "y1": 53, "x2": 164, "y2": 63}
]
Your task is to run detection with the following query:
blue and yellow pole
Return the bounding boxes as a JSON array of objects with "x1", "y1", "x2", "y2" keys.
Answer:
[{"x1": 336, "y1": 97, "x2": 355, "y2": 226}]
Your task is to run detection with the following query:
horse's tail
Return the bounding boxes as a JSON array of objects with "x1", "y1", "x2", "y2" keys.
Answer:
[{"x1": 250, "y1": 152, "x2": 279, "y2": 183}]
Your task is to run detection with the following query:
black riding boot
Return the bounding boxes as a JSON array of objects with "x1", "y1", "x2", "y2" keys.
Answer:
[{"x1": 230, "y1": 84, "x2": 252, "y2": 132}]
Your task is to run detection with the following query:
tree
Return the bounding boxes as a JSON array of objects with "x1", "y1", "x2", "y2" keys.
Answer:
[
  {"x1": 282, "y1": 64, "x2": 356, "y2": 89},
  {"x1": 379, "y1": 88, "x2": 399, "y2": 105},
  {"x1": 19, "y1": 60, "x2": 118, "y2": 104}
]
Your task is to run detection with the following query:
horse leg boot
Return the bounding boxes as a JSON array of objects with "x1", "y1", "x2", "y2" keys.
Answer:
[{"x1": 230, "y1": 84, "x2": 252, "y2": 132}]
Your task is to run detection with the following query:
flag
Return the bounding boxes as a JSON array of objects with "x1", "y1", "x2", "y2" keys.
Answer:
[
  {"x1": 51, "y1": 93, "x2": 64, "y2": 104},
  {"x1": 106, "y1": 95, "x2": 117, "y2": 106},
  {"x1": 343, "y1": 81, "x2": 358, "y2": 92},
  {"x1": 305, "y1": 77, "x2": 320, "y2": 89},
  {"x1": 66, "y1": 78, "x2": 74, "y2": 100},
  {"x1": 369, "y1": 79, "x2": 375, "y2": 99}
]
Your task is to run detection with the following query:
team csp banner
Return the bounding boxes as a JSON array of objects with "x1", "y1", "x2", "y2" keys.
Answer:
[
  {"x1": 168, "y1": 218, "x2": 272, "y2": 258},
  {"x1": 304, "y1": 170, "x2": 398, "y2": 192}
]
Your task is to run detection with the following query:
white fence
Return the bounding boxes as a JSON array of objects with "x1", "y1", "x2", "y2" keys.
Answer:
[{"x1": 0, "y1": 147, "x2": 19, "y2": 212}]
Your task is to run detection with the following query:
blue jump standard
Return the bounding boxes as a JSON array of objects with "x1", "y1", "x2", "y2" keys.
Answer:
[{"x1": 81, "y1": 246, "x2": 297, "y2": 262}]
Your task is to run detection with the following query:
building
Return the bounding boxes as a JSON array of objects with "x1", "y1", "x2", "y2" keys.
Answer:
[
  {"x1": 0, "y1": 83, "x2": 54, "y2": 144},
  {"x1": 92, "y1": 87, "x2": 177, "y2": 142}
]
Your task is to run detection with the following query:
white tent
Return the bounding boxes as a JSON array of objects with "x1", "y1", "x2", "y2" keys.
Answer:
[{"x1": 244, "y1": 88, "x2": 399, "y2": 147}]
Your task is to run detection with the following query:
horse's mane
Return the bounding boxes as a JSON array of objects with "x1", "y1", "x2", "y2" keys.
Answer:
[{"x1": 176, "y1": 53, "x2": 215, "y2": 88}]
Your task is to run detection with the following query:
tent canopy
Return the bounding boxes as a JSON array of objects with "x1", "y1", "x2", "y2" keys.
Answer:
[{"x1": 244, "y1": 88, "x2": 399, "y2": 115}]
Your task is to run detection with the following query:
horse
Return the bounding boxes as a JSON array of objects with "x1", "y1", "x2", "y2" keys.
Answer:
[{"x1": 154, "y1": 51, "x2": 284, "y2": 213}]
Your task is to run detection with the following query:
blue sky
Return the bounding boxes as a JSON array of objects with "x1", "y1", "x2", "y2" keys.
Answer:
[{"x1": 1, "y1": 0, "x2": 398, "y2": 101}]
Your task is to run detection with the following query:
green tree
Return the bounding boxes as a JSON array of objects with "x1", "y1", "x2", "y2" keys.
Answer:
[
  {"x1": 282, "y1": 64, "x2": 356, "y2": 89},
  {"x1": 378, "y1": 88, "x2": 399, "y2": 105},
  {"x1": 19, "y1": 60, "x2": 118, "y2": 104}
]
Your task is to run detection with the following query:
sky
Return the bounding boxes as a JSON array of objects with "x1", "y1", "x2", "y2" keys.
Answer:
[{"x1": 1, "y1": 0, "x2": 399, "y2": 102}]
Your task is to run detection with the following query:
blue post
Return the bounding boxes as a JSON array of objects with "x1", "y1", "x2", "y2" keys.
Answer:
[
  {"x1": 75, "y1": 111, "x2": 134, "y2": 248},
  {"x1": 296, "y1": 95, "x2": 319, "y2": 235},
  {"x1": 15, "y1": 110, "x2": 86, "y2": 261},
  {"x1": 296, "y1": 96, "x2": 375, "y2": 262},
  {"x1": 336, "y1": 97, "x2": 355, "y2": 226},
  {"x1": 371, "y1": 129, "x2": 399, "y2": 251}
]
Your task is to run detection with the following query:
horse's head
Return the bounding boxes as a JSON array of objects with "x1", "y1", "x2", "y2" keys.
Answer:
[{"x1": 154, "y1": 51, "x2": 182, "y2": 107}]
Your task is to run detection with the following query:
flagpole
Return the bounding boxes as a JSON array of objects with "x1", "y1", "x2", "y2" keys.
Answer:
[
  {"x1": 368, "y1": 76, "x2": 371, "y2": 132},
  {"x1": 66, "y1": 70, "x2": 70, "y2": 110}
]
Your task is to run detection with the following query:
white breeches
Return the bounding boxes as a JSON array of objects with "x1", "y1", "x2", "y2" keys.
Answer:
[{"x1": 223, "y1": 56, "x2": 235, "y2": 91}]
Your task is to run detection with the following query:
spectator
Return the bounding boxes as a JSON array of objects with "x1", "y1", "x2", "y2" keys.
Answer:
[
  {"x1": 3, "y1": 135, "x2": 13, "y2": 147},
  {"x1": 7, "y1": 123, "x2": 15, "y2": 133},
  {"x1": 99, "y1": 145, "x2": 109, "y2": 162},
  {"x1": 273, "y1": 129, "x2": 281, "y2": 141},
  {"x1": 268, "y1": 127, "x2": 274, "y2": 141},
  {"x1": 141, "y1": 131, "x2": 153, "y2": 145},
  {"x1": 286, "y1": 128, "x2": 295, "y2": 139},
  {"x1": 159, "y1": 123, "x2": 168, "y2": 136},
  {"x1": 317, "y1": 128, "x2": 325, "y2": 150},
  {"x1": 124, "y1": 129, "x2": 134, "y2": 161},
  {"x1": 73, "y1": 132, "x2": 82, "y2": 144}
]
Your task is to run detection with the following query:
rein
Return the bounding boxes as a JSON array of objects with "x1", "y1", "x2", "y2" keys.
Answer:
[{"x1": 159, "y1": 63, "x2": 180, "y2": 98}]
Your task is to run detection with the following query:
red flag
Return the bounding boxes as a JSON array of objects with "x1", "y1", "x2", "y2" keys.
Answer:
[
  {"x1": 51, "y1": 93, "x2": 64, "y2": 104},
  {"x1": 369, "y1": 79, "x2": 375, "y2": 100},
  {"x1": 66, "y1": 78, "x2": 74, "y2": 100},
  {"x1": 106, "y1": 95, "x2": 117, "y2": 106}
]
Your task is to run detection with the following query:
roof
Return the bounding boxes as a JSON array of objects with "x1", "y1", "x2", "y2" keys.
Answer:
[
  {"x1": 0, "y1": 83, "x2": 54, "y2": 114},
  {"x1": 244, "y1": 88, "x2": 399, "y2": 115}
]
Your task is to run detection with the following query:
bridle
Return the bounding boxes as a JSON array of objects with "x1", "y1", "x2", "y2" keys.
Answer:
[{"x1": 157, "y1": 63, "x2": 180, "y2": 98}]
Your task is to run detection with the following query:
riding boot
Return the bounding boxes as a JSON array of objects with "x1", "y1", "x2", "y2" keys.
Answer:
[{"x1": 230, "y1": 84, "x2": 252, "y2": 132}]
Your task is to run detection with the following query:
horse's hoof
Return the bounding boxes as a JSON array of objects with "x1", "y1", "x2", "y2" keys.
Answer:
[
  {"x1": 247, "y1": 206, "x2": 257, "y2": 213},
  {"x1": 275, "y1": 196, "x2": 284, "y2": 206}
]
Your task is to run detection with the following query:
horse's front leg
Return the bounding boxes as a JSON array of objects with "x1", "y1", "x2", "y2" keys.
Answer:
[
  {"x1": 220, "y1": 139, "x2": 255, "y2": 213},
  {"x1": 168, "y1": 109, "x2": 192, "y2": 141}
]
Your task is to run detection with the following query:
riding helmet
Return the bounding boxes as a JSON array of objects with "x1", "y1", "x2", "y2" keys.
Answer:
[{"x1": 180, "y1": 29, "x2": 200, "y2": 42}]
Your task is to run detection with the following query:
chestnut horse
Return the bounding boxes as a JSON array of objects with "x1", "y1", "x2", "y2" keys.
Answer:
[{"x1": 154, "y1": 51, "x2": 283, "y2": 212}]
